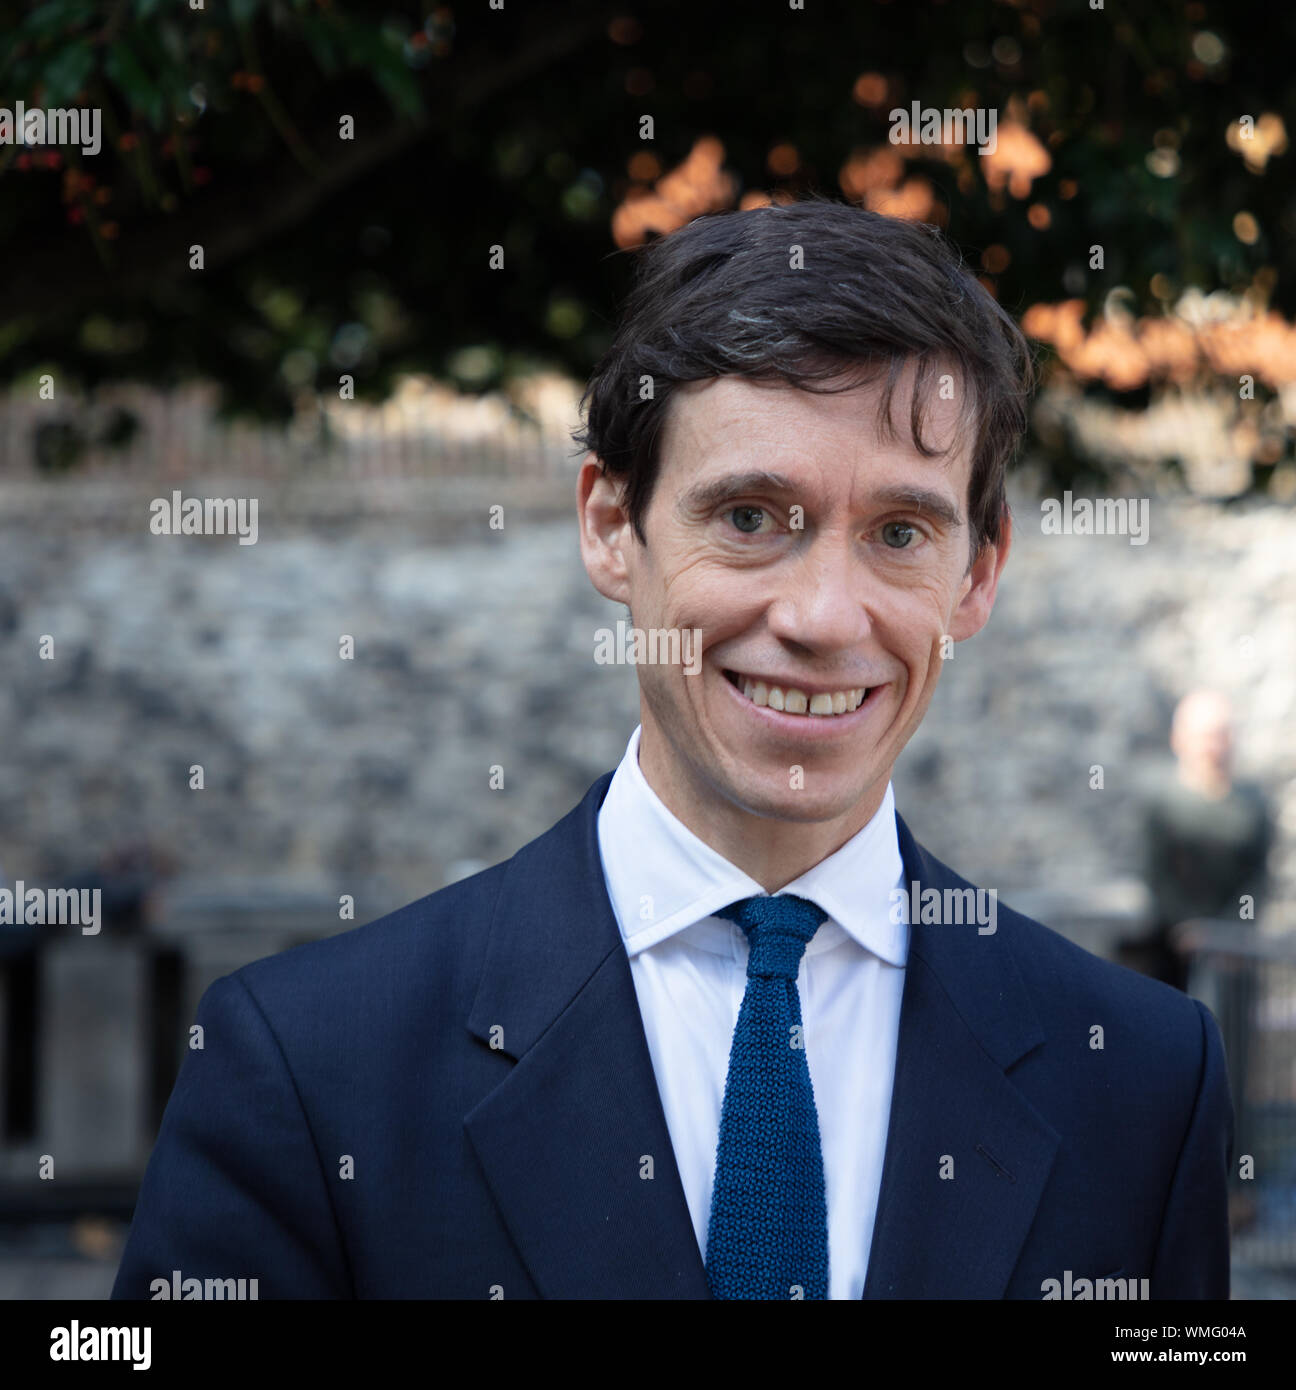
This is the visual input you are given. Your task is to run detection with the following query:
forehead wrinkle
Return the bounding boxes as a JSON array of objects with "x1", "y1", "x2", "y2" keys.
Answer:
[{"x1": 661, "y1": 369, "x2": 973, "y2": 520}]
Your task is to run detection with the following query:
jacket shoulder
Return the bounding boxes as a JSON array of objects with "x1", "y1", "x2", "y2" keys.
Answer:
[
  {"x1": 910, "y1": 831, "x2": 1212, "y2": 1070},
  {"x1": 215, "y1": 859, "x2": 510, "y2": 1021},
  {"x1": 990, "y1": 889, "x2": 1217, "y2": 1115}
]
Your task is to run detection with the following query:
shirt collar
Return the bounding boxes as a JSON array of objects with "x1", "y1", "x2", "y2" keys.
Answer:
[{"x1": 596, "y1": 725, "x2": 909, "y2": 966}]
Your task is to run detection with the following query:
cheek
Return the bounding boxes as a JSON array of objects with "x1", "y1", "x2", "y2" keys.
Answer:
[
  {"x1": 870, "y1": 581, "x2": 947, "y2": 644},
  {"x1": 636, "y1": 656, "x2": 702, "y2": 722},
  {"x1": 661, "y1": 563, "x2": 763, "y2": 627}
]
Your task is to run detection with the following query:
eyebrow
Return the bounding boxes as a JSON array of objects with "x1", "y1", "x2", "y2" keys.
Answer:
[{"x1": 675, "y1": 471, "x2": 964, "y2": 530}]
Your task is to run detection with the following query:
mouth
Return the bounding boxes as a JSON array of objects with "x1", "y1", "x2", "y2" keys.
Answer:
[{"x1": 722, "y1": 668, "x2": 876, "y2": 719}]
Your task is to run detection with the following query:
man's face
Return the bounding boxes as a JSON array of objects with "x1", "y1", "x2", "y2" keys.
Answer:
[
  {"x1": 1172, "y1": 693, "x2": 1234, "y2": 777},
  {"x1": 578, "y1": 364, "x2": 1010, "y2": 835}
]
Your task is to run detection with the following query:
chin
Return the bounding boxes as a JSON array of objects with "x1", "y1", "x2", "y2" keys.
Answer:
[{"x1": 721, "y1": 776, "x2": 860, "y2": 826}]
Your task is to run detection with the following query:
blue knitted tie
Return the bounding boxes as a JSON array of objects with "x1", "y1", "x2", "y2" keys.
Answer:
[{"x1": 705, "y1": 893, "x2": 830, "y2": 1300}]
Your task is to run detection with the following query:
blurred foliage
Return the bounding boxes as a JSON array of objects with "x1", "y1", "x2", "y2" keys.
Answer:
[{"x1": 1, "y1": 0, "x2": 1295, "y2": 476}]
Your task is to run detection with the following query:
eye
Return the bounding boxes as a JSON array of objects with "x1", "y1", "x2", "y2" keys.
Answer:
[
  {"x1": 880, "y1": 520, "x2": 919, "y2": 549},
  {"x1": 728, "y1": 505, "x2": 770, "y2": 534}
]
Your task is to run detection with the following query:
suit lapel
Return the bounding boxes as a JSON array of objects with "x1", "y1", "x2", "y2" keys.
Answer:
[
  {"x1": 464, "y1": 773, "x2": 710, "y2": 1298},
  {"x1": 464, "y1": 772, "x2": 1058, "y2": 1300},
  {"x1": 862, "y1": 813, "x2": 1059, "y2": 1298}
]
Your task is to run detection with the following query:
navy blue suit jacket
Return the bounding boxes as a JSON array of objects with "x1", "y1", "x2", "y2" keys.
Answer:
[{"x1": 112, "y1": 772, "x2": 1233, "y2": 1299}]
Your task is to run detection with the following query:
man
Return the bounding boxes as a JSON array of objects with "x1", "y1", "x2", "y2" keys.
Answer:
[
  {"x1": 1134, "y1": 689, "x2": 1272, "y2": 993},
  {"x1": 112, "y1": 196, "x2": 1232, "y2": 1300},
  {"x1": 1134, "y1": 688, "x2": 1271, "y2": 1234}
]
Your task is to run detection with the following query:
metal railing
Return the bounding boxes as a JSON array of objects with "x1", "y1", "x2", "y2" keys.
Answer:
[{"x1": 1176, "y1": 919, "x2": 1296, "y2": 1279}]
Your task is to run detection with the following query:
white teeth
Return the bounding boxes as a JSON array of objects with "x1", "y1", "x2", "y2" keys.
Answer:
[{"x1": 731, "y1": 672, "x2": 869, "y2": 717}]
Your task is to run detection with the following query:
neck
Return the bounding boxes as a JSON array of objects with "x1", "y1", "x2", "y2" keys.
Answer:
[
  {"x1": 636, "y1": 729, "x2": 889, "y2": 893},
  {"x1": 1177, "y1": 762, "x2": 1231, "y2": 800}
]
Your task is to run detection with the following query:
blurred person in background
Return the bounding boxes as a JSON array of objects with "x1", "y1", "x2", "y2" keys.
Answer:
[
  {"x1": 1131, "y1": 690, "x2": 1272, "y2": 994},
  {"x1": 1124, "y1": 689, "x2": 1273, "y2": 1230}
]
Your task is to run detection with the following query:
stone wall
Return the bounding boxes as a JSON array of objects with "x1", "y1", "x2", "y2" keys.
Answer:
[{"x1": 0, "y1": 471, "x2": 1292, "y2": 928}]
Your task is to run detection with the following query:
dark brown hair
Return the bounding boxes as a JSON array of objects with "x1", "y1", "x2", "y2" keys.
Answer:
[{"x1": 572, "y1": 193, "x2": 1035, "y2": 565}]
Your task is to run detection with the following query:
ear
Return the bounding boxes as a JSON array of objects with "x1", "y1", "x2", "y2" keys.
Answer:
[
  {"x1": 577, "y1": 453, "x2": 636, "y2": 605},
  {"x1": 947, "y1": 508, "x2": 1012, "y2": 642}
]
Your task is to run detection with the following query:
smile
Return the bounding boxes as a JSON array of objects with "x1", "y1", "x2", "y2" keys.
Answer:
[{"x1": 723, "y1": 669, "x2": 872, "y2": 717}]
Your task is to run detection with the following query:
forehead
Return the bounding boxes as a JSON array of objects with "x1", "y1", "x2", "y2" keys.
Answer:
[
  {"x1": 657, "y1": 367, "x2": 971, "y2": 497},
  {"x1": 1175, "y1": 694, "x2": 1232, "y2": 732}
]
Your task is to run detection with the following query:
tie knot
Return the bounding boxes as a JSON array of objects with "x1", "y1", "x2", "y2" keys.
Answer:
[{"x1": 714, "y1": 894, "x2": 828, "y2": 980}]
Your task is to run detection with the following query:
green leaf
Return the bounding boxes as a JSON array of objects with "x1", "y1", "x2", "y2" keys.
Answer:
[
  {"x1": 343, "y1": 25, "x2": 423, "y2": 119},
  {"x1": 130, "y1": 20, "x2": 190, "y2": 119},
  {"x1": 18, "y1": 1, "x2": 98, "y2": 40},
  {"x1": 298, "y1": 15, "x2": 342, "y2": 75},
  {"x1": 372, "y1": 58, "x2": 422, "y2": 120},
  {"x1": 105, "y1": 40, "x2": 164, "y2": 129},
  {"x1": 38, "y1": 39, "x2": 94, "y2": 106}
]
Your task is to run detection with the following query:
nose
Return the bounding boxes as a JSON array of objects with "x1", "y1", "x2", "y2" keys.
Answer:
[{"x1": 763, "y1": 530, "x2": 875, "y2": 656}]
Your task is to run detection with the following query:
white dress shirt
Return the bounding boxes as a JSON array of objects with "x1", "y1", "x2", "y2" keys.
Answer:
[{"x1": 596, "y1": 725, "x2": 910, "y2": 1300}]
